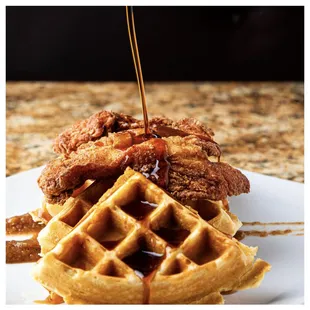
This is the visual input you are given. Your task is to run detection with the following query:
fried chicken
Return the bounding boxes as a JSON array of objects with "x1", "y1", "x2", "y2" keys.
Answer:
[
  {"x1": 53, "y1": 111, "x2": 141, "y2": 155},
  {"x1": 53, "y1": 111, "x2": 220, "y2": 157},
  {"x1": 38, "y1": 113, "x2": 250, "y2": 205},
  {"x1": 164, "y1": 135, "x2": 248, "y2": 200}
]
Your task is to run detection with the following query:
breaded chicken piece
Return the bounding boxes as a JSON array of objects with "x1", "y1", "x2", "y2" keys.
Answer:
[{"x1": 39, "y1": 128, "x2": 249, "y2": 205}]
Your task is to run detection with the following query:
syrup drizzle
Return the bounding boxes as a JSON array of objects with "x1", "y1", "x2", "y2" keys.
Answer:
[
  {"x1": 234, "y1": 221, "x2": 305, "y2": 241},
  {"x1": 154, "y1": 227, "x2": 190, "y2": 247},
  {"x1": 121, "y1": 237, "x2": 165, "y2": 304},
  {"x1": 119, "y1": 191, "x2": 167, "y2": 304},
  {"x1": 234, "y1": 228, "x2": 304, "y2": 241},
  {"x1": 121, "y1": 198, "x2": 158, "y2": 221},
  {"x1": 126, "y1": 6, "x2": 150, "y2": 135},
  {"x1": 122, "y1": 134, "x2": 170, "y2": 189}
]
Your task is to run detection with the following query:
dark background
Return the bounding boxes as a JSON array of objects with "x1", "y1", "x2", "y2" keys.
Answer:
[{"x1": 6, "y1": 6, "x2": 304, "y2": 81}]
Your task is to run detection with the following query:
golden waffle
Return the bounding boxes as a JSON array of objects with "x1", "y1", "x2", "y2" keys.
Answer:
[
  {"x1": 37, "y1": 178, "x2": 116, "y2": 255},
  {"x1": 32, "y1": 168, "x2": 270, "y2": 304},
  {"x1": 30, "y1": 180, "x2": 96, "y2": 224},
  {"x1": 185, "y1": 199, "x2": 241, "y2": 236},
  {"x1": 37, "y1": 172, "x2": 241, "y2": 255}
]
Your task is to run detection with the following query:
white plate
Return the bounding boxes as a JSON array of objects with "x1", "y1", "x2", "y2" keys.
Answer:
[{"x1": 6, "y1": 167, "x2": 304, "y2": 304}]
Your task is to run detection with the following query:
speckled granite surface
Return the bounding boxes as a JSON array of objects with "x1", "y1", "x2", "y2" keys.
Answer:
[{"x1": 6, "y1": 82, "x2": 304, "y2": 182}]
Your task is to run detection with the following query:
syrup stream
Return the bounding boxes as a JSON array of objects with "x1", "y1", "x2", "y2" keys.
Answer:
[{"x1": 126, "y1": 6, "x2": 150, "y2": 135}]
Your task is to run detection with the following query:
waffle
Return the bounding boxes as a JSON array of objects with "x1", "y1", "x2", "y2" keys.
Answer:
[
  {"x1": 37, "y1": 172, "x2": 241, "y2": 256},
  {"x1": 32, "y1": 168, "x2": 270, "y2": 304},
  {"x1": 37, "y1": 178, "x2": 117, "y2": 255},
  {"x1": 30, "y1": 180, "x2": 96, "y2": 224},
  {"x1": 185, "y1": 199, "x2": 241, "y2": 236}
]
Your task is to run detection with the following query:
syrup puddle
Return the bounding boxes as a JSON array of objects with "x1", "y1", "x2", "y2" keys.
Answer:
[
  {"x1": 6, "y1": 237, "x2": 41, "y2": 264},
  {"x1": 121, "y1": 199, "x2": 158, "y2": 221},
  {"x1": 35, "y1": 292, "x2": 64, "y2": 304},
  {"x1": 6, "y1": 213, "x2": 44, "y2": 264},
  {"x1": 154, "y1": 227, "x2": 190, "y2": 247},
  {"x1": 6, "y1": 213, "x2": 45, "y2": 237}
]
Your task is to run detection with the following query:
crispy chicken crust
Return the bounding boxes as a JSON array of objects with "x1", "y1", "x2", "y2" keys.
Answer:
[
  {"x1": 53, "y1": 111, "x2": 220, "y2": 157},
  {"x1": 165, "y1": 136, "x2": 250, "y2": 201},
  {"x1": 39, "y1": 116, "x2": 249, "y2": 204}
]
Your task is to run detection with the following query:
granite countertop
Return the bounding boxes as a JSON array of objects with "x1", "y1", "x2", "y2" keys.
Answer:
[{"x1": 6, "y1": 81, "x2": 304, "y2": 182}]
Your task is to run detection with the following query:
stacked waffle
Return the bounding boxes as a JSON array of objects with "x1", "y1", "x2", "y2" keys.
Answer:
[{"x1": 32, "y1": 168, "x2": 270, "y2": 304}]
